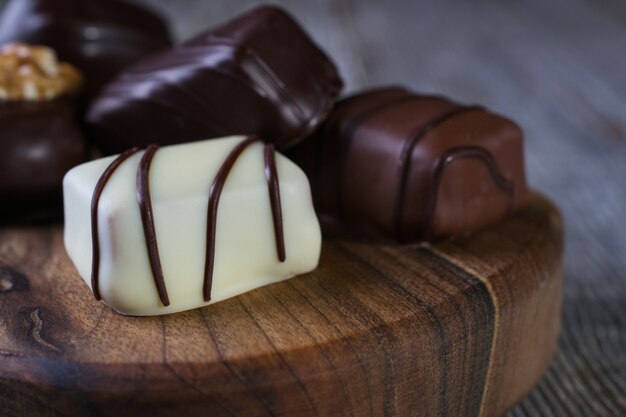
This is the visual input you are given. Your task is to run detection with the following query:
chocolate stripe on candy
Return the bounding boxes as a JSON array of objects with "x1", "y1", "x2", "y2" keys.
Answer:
[
  {"x1": 335, "y1": 91, "x2": 422, "y2": 219},
  {"x1": 264, "y1": 144, "x2": 286, "y2": 263},
  {"x1": 204, "y1": 136, "x2": 259, "y2": 301},
  {"x1": 137, "y1": 144, "x2": 170, "y2": 306},
  {"x1": 91, "y1": 147, "x2": 140, "y2": 300},
  {"x1": 394, "y1": 105, "x2": 483, "y2": 238},
  {"x1": 418, "y1": 146, "x2": 515, "y2": 239}
]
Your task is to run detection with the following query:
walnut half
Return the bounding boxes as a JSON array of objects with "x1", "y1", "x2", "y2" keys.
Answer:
[{"x1": 0, "y1": 43, "x2": 83, "y2": 101}]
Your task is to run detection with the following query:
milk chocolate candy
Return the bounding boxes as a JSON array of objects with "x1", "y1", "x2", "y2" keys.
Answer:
[
  {"x1": 0, "y1": 43, "x2": 86, "y2": 223},
  {"x1": 86, "y1": 5, "x2": 343, "y2": 154},
  {"x1": 0, "y1": 0, "x2": 172, "y2": 100},
  {"x1": 289, "y1": 87, "x2": 529, "y2": 242},
  {"x1": 63, "y1": 136, "x2": 321, "y2": 316}
]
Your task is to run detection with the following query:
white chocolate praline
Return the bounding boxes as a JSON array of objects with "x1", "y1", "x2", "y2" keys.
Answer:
[{"x1": 63, "y1": 136, "x2": 321, "y2": 316}]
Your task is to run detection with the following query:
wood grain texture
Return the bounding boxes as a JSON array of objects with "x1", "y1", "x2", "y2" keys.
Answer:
[{"x1": 0, "y1": 194, "x2": 562, "y2": 417}]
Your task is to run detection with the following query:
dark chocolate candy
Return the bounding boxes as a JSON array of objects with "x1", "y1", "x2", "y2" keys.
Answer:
[
  {"x1": 0, "y1": 100, "x2": 86, "y2": 223},
  {"x1": 0, "y1": 0, "x2": 172, "y2": 100},
  {"x1": 86, "y1": 5, "x2": 343, "y2": 154},
  {"x1": 289, "y1": 87, "x2": 529, "y2": 242}
]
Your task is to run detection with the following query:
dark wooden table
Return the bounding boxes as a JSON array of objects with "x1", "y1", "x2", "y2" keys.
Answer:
[
  {"x1": 137, "y1": 1, "x2": 626, "y2": 415},
  {"x1": 3, "y1": 0, "x2": 626, "y2": 415}
]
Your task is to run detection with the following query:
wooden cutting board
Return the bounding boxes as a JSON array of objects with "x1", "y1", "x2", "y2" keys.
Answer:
[{"x1": 0, "y1": 193, "x2": 563, "y2": 417}]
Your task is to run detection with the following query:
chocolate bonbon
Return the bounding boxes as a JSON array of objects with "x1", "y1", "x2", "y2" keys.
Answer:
[
  {"x1": 0, "y1": 43, "x2": 86, "y2": 223},
  {"x1": 0, "y1": 0, "x2": 172, "y2": 100},
  {"x1": 63, "y1": 136, "x2": 321, "y2": 316},
  {"x1": 289, "y1": 87, "x2": 529, "y2": 242},
  {"x1": 86, "y1": 5, "x2": 343, "y2": 154}
]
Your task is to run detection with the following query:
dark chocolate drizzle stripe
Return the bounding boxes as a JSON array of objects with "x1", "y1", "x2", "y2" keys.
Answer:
[
  {"x1": 335, "y1": 92, "x2": 426, "y2": 219},
  {"x1": 204, "y1": 136, "x2": 260, "y2": 302},
  {"x1": 90, "y1": 147, "x2": 141, "y2": 300},
  {"x1": 243, "y1": 47, "x2": 307, "y2": 124},
  {"x1": 137, "y1": 144, "x2": 170, "y2": 306},
  {"x1": 393, "y1": 105, "x2": 484, "y2": 239},
  {"x1": 417, "y1": 146, "x2": 515, "y2": 239},
  {"x1": 264, "y1": 144, "x2": 286, "y2": 262},
  {"x1": 206, "y1": 35, "x2": 341, "y2": 124},
  {"x1": 195, "y1": 37, "x2": 308, "y2": 123}
]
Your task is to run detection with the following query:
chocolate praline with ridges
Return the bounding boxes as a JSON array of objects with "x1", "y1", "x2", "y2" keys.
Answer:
[
  {"x1": 288, "y1": 86, "x2": 529, "y2": 242},
  {"x1": 86, "y1": 5, "x2": 343, "y2": 154}
]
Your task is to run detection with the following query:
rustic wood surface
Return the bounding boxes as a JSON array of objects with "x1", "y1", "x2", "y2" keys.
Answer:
[
  {"x1": 124, "y1": 1, "x2": 624, "y2": 416},
  {"x1": 0, "y1": 0, "x2": 624, "y2": 416},
  {"x1": 0, "y1": 194, "x2": 561, "y2": 417}
]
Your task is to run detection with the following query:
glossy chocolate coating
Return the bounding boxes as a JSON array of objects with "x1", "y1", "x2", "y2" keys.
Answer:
[
  {"x1": 86, "y1": 5, "x2": 343, "y2": 154},
  {"x1": 0, "y1": 0, "x2": 172, "y2": 100},
  {"x1": 0, "y1": 100, "x2": 86, "y2": 223},
  {"x1": 289, "y1": 87, "x2": 529, "y2": 242}
]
